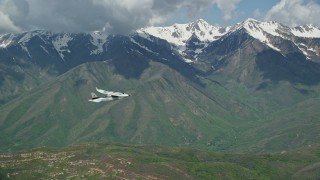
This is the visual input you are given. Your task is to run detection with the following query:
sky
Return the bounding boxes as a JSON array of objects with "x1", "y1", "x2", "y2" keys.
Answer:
[{"x1": 0, "y1": 0, "x2": 319, "y2": 34}]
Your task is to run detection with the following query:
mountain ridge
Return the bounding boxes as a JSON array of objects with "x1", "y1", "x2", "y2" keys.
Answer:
[
  {"x1": 0, "y1": 18, "x2": 320, "y2": 153},
  {"x1": 1, "y1": 18, "x2": 319, "y2": 64},
  {"x1": 138, "y1": 19, "x2": 318, "y2": 63}
]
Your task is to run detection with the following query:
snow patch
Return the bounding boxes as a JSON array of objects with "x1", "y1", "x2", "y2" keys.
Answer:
[
  {"x1": 136, "y1": 32, "x2": 153, "y2": 42},
  {"x1": 130, "y1": 38, "x2": 159, "y2": 55},
  {"x1": 90, "y1": 31, "x2": 108, "y2": 55},
  {"x1": 291, "y1": 25, "x2": 320, "y2": 38},
  {"x1": 183, "y1": 58, "x2": 194, "y2": 63},
  {"x1": 18, "y1": 32, "x2": 33, "y2": 44},
  {"x1": 40, "y1": 45, "x2": 49, "y2": 54},
  {"x1": 0, "y1": 34, "x2": 14, "y2": 48},
  {"x1": 52, "y1": 34, "x2": 73, "y2": 60},
  {"x1": 258, "y1": 21, "x2": 282, "y2": 37},
  {"x1": 195, "y1": 48, "x2": 203, "y2": 54},
  {"x1": 21, "y1": 45, "x2": 32, "y2": 58}
]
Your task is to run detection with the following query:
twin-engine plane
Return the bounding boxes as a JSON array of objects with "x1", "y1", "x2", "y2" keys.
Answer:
[{"x1": 89, "y1": 87, "x2": 129, "y2": 103}]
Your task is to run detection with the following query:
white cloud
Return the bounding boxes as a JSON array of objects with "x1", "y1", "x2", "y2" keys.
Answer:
[
  {"x1": 265, "y1": 0, "x2": 320, "y2": 26},
  {"x1": 0, "y1": 11, "x2": 21, "y2": 33},
  {"x1": 216, "y1": 0, "x2": 241, "y2": 20},
  {"x1": 253, "y1": 9, "x2": 262, "y2": 19},
  {"x1": 0, "y1": 0, "x2": 241, "y2": 34}
]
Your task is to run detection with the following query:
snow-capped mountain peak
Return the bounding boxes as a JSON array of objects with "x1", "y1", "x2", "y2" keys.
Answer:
[
  {"x1": 136, "y1": 18, "x2": 320, "y2": 62},
  {"x1": 230, "y1": 18, "x2": 283, "y2": 38},
  {"x1": 215, "y1": 19, "x2": 284, "y2": 51},
  {"x1": 137, "y1": 19, "x2": 227, "y2": 46},
  {"x1": 230, "y1": 19, "x2": 320, "y2": 57},
  {"x1": 0, "y1": 19, "x2": 318, "y2": 67},
  {"x1": 187, "y1": 19, "x2": 211, "y2": 32},
  {"x1": 231, "y1": 18, "x2": 320, "y2": 40},
  {"x1": 136, "y1": 19, "x2": 229, "y2": 63}
]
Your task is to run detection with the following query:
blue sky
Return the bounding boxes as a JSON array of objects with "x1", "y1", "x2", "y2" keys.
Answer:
[
  {"x1": 166, "y1": 0, "x2": 320, "y2": 27},
  {"x1": 167, "y1": 0, "x2": 277, "y2": 26},
  {"x1": 0, "y1": 0, "x2": 319, "y2": 33}
]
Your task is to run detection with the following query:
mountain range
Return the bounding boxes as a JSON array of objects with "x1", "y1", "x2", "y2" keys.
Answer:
[{"x1": 0, "y1": 18, "x2": 320, "y2": 153}]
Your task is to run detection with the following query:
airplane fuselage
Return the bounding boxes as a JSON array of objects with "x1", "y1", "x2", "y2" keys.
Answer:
[{"x1": 89, "y1": 87, "x2": 129, "y2": 103}]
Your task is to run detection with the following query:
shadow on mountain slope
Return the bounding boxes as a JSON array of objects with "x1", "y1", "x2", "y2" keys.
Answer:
[
  {"x1": 256, "y1": 50, "x2": 320, "y2": 85},
  {"x1": 111, "y1": 56, "x2": 150, "y2": 79}
]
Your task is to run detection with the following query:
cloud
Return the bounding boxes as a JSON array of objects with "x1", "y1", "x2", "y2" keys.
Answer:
[
  {"x1": 265, "y1": 0, "x2": 320, "y2": 26},
  {"x1": 253, "y1": 9, "x2": 262, "y2": 19},
  {"x1": 0, "y1": 0, "x2": 241, "y2": 34},
  {"x1": 0, "y1": 11, "x2": 21, "y2": 33},
  {"x1": 153, "y1": 0, "x2": 241, "y2": 20},
  {"x1": 215, "y1": 0, "x2": 241, "y2": 20}
]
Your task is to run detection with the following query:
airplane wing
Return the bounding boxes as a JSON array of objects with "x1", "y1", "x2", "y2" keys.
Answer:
[
  {"x1": 96, "y1": 87, "x2": 114, "y2": 95},
  {"x1": 96, "y1": 87, "x2": 129, "y2": 98},
  {"x1": 110, "y1": 92, "x2": 129, "y2": 98},
  {"x1": 89, "y1": 98, "x2": 104, "y2": 103},
  {"x1": 89, "y1": 97, "x2": 113, "y2": 103}
]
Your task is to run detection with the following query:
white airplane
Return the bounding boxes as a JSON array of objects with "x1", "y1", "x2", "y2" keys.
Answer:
[
  {"x1": 95, "y1": 87, "x2": 130, "y2": 98},
  {"x1": 89, "y1": 87, "x2": 129, "y2": 103}
]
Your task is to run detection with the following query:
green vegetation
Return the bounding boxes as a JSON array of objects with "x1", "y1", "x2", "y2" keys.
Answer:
[
  {"x1": 0, "y1": 143, "x2": 320, "y2": 179},
  {"x1": 1, "y1": 59, "x2": 320, "y2": 154},
  {"x1": 0, "y1": 61, "x2": 236, "y2": 152}
]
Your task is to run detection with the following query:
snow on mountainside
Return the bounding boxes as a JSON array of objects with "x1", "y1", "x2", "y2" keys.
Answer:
[
  {"x1": 229, "y1": 19, "x2": 320, "y2": 53},
  {"x1": 291, "y1": 25, "x2": 320, "y2": 38},
  {"x1": 90, "y1": 31, "x2": 108, "y2": 55},
  {"x1": 138, "y1": 18, "x2": 320, "y2": 62},
  {"x1": 52, "y1": 34, "x2": 73, "y2": 60},
  {"x1": 137, "y1": 19, "x2": 229, "y2": 62},
  {"x1": 232, "y1": 19, "x2": 282, "y2": 51},
  {"x1": 138, "y1": 19, "x2": 228, "y2": 46},
  {"x1": 0, "y1": 34, "x2": 14, "y2": 48},
  {"x1": 229, "y1": 18, "x2": 285, "y2": 38},
  {"x1": 0, "y1": 31, "x2": 110, "y2": 61},
  {"x1": 0, "y1": 18, "x2": 319, "y2": 64}
]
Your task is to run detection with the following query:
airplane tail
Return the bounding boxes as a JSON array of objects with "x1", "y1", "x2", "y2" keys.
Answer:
[{"x1": 91, "y1": 92, "x2": 99, "y2": 99}]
